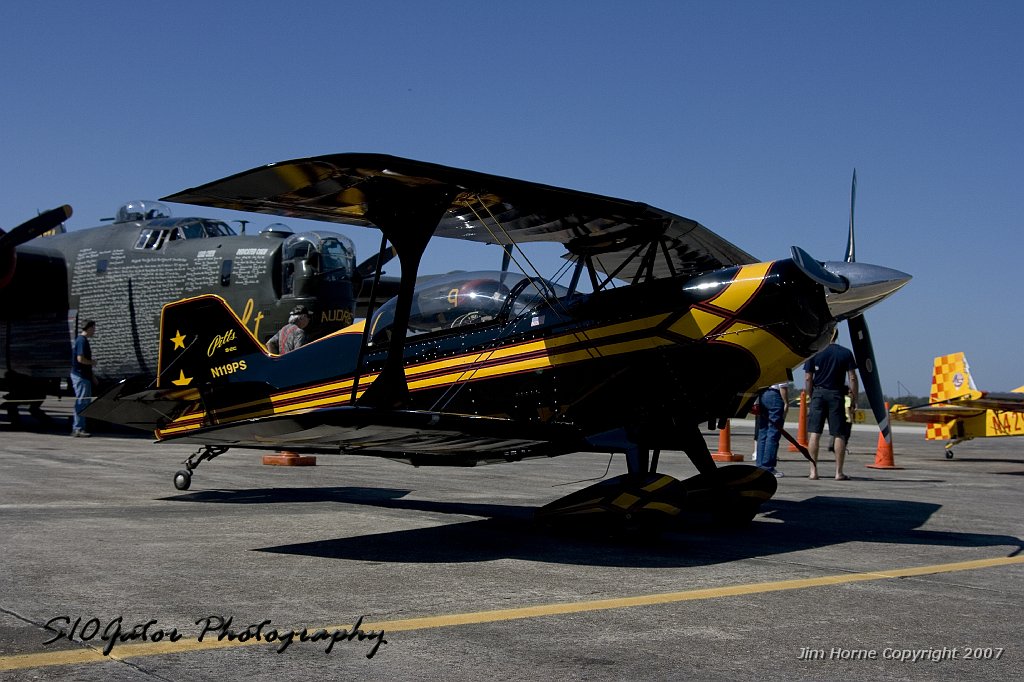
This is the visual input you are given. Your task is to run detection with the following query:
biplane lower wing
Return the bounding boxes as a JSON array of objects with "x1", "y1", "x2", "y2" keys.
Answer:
[{"x1": 156, "y1": 405, "x2": 586, "y2": 465}]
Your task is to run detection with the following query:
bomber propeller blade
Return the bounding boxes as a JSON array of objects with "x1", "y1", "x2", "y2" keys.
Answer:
[
  {"x1": 0, "y1": 205, "x2": 72, "y2": 289},
  {"x1": 0, "y1": 204, "x2": 72, "y2": 251}
]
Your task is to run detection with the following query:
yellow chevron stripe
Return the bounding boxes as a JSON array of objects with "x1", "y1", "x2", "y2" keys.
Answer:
[
  {"x1": 714, "y1": 321, "x2": 802, "y2": 392},
  {"x1": 642, "y1": 475, "x2": 675, "y2": 492},
  {"x1": 612, "y1": 493, "x2": 641, "y2": 509},
  {"x1": 643, "y1": 502, "x2": 681, "y2": 515},
  {"x1": 668, "y1": 308, "x2": 727, "y2": 340},
  {"x1": 709, "y1": 262, "x2": 771, "y2": 312}
]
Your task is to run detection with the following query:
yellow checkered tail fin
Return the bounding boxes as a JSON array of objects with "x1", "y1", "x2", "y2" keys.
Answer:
[
  {"x1": 929, "y1": 352, "x2": 979, "y2": 402},
  {"x1": 925, "y1": 352, "x2": 980, "y2": 441}
]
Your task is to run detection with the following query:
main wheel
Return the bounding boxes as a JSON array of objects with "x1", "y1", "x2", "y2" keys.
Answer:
[{"x1": 173, "y1": 470, "x2": 192, "y2": 491}]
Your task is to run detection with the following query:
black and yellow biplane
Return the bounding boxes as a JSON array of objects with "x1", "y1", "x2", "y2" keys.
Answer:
[{"x1": 88, "y1": 154, "x2": 910, "y2": 527}]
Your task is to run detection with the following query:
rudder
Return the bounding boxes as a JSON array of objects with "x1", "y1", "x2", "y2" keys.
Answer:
[
  {"x1": 156, "y1": 294, "x2": 268, "y2": 389},
  {"x1": 926, "y1": 352, "x2": 978, "y2": 441},
  {"x1": 929, "y1": 352, "x2": 978, "y2": 403}
]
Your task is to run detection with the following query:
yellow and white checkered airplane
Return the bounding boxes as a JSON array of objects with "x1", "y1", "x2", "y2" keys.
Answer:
[{"x1": 891, "y1": 352, "x2": 1024, "y2": 458}]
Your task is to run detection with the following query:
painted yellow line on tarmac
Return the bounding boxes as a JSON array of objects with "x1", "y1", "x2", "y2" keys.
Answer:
[{"x1": 2, "y1": 554, "x2": 1021, "y2": 671}]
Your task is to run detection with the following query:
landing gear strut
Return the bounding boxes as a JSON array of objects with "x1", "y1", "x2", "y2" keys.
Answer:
[{"x1": 173, "y1": 445, "x2": 229, "y2": 490}]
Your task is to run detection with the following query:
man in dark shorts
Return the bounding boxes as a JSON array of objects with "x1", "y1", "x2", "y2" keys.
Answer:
[{"x1": 803, "y1": 332, "x2": 858, "y2": 480}]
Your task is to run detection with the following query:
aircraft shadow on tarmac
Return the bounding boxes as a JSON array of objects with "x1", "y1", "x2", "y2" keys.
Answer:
[{"x1": 158, "y1": 487, "x2": 1024, "y2": 568}]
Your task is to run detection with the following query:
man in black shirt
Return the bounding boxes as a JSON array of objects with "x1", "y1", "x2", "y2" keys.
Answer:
[{"x1": 803, "y1": 332, "x2": 858, "y2": 480}]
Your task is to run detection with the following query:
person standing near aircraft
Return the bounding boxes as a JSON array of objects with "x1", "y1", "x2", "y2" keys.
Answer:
[
  {"x1": 803, "y1": 331, "x2": 858, "y2": 480},
  {"x1": 70, "y1": 319, "x2": 96, "y2": 437},
  {"x1": 266, "y1": 305, "x2": 311, "y2": 354},
  {"x1": 755, "y1": 382, "x2": 789, "y2": 477}
]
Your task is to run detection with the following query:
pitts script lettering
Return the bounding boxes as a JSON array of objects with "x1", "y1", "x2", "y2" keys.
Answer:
[{"x1": 208, "y1": 329, "x2": 238, "y2": 357}]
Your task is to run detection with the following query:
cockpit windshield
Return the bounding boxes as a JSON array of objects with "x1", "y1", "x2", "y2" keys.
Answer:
[
  {"x1": 133, "y1": 218, "x2": 237, "y2": 250},
  {"x1": 176, "y1": 220, "x2": 235, "y2": 238},
  {"x1": 283, "y1": 232, "x2": 355, "y2": 275},
  {"x1": 281, "y1": 231, "x2": 356, "y2": 295},
  {"x1": 368, "y1": 270, "x2": 567, "y2": 344}
]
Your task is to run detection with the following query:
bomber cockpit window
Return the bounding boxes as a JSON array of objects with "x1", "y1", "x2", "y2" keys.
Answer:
[
  {"x1": 368, "y1": 271, "x2": 566, "y2": 344},
  {"x1": 203, "y1": 220, "x2": 235, "y2": 237},
  {"x1": 175, "y1": 220, "x2": 236, "y2": 239},
  {"x1": 133, "y1": 228, "x2": 169, "y2": 250}
]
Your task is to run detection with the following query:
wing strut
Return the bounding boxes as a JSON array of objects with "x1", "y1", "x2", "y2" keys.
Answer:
[
  {"x1": 350, "y1": 233, "x2": 391, "y2": 403},
  {"x1": 355, "y1": 179, "x2": 457, "y2": 409}
]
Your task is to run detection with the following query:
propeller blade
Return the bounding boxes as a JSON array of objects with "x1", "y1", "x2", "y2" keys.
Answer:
[
  {"x1": 848, "y1": 313, "x2": 891, "y2": 444},
  {"x1": 845, "y1": 169, "x2": 856, "y2": 264},
  {"x1": 0, "y1": 205, "x2": 72, "y2": 251},
  {"x1": 355, "y1": 243, "x2": 397, "y2": 281}
]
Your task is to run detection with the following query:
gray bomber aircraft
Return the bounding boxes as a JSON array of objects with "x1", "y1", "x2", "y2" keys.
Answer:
[{"x1": 0, "y1": 200, "x2": 384, "y2": 419}]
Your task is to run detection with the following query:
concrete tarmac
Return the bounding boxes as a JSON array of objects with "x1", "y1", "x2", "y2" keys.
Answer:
[{"x1": 0, "y1": 403, "x2": 1021, "y2": 681}]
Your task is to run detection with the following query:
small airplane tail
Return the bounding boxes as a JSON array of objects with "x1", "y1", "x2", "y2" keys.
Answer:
[
  {"x1": 925, "y1": 352, "x2": 979, "y2": 441},
  {"x1": 157, "y1": 294, "x2": 270, "y2": 390},
  {"x1": 86, "y1": 296, "x2": 275, "y2": 432},
  {"x1": 929, "y1": 352, "x2": 979, "y2": 403}
]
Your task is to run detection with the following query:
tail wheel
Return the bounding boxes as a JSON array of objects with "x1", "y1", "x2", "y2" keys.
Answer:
[{"x1": 173, "y1": 470, "x2": 192, "y2": 491}]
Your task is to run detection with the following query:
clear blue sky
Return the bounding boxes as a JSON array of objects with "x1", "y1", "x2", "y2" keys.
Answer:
[{"x1": 3, "y1": 1, "x2": 1021, "y2": 397}]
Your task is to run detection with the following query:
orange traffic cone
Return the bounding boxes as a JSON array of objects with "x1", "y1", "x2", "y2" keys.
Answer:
[
  {"x1": 788, "y1": 390, "x2": 808, "y2": 453},
  {"x1": 262, "y1": 450, "x2": 317, "y2": 466},
  {"x1": 712, "y1": 420, "x2": 744, "y2": 462},
  {"x1": 866, "y1": 404, "x2": 900, "y2": 470}
]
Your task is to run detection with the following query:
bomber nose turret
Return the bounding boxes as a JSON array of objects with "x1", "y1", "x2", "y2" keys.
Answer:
[{"x1": 820, "y1": 261, "x2": 911, "y2": 321}]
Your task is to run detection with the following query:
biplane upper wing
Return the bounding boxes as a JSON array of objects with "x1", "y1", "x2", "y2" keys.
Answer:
[{"x1": 162, "y1": 153, "x2": 757, "y2": 281}]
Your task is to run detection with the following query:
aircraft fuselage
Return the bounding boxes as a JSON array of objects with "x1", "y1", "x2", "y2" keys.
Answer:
[{"x1": 150, "y1": 258, "x2": 834, "y2": 459}]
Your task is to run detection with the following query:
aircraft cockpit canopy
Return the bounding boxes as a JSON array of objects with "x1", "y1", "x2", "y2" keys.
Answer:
[
  {"x1": 283, "y1": 232, "x2": 356, "y2": 278},
  {"x1": 281, "y1": 231, "x2": 356, "y2": 296},
  {"x1": 368, "y1": 270, "x2": 567, "y2": 344},
  {"x1": 115, "y1": 200, "x2": 171, "y2": 223},
  {"x1": 260, "y1": 222, "x2": 294, "y2": 237}
]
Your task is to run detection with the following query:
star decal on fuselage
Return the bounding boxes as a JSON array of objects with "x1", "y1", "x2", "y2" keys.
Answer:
[
  {"x1": 170, "y1": 330, "x2": 186, "y2": 350},
  {"x1": 171, "y1": 370, "x2": 192, "y2": 387}
]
